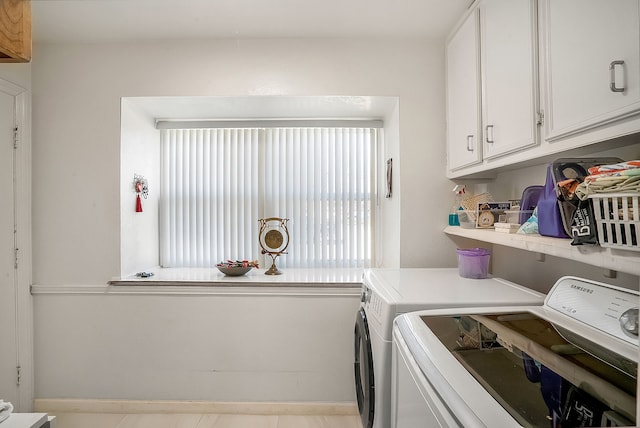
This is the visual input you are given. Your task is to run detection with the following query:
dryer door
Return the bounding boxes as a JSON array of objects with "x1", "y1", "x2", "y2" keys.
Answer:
[{"x1": 354, "y1": 307, "x2": 375, "y2": 428}]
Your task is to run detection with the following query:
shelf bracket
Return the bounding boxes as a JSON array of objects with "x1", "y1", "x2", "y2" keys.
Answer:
[{"x1": 602, "y1": 269, "x2": 617, "y2": 279}]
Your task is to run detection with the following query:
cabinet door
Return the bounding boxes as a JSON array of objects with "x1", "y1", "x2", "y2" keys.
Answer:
[
  {"x1": 544, "y1": 0, "x2": 640, "y2": 141},
  {"x1": 446, "y1": 10, "x2": 482, "y2": 171},
  {"x1": 481, "y1": 0, "x2": 539, "y2": 159}
]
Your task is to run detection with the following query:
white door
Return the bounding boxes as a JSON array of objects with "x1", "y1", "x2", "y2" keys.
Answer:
[
  {"x1": 544, "y1": 0, "x2": 640, "y2": 141},
  {"x1": 481, "y1": 0, "x2": 539, "y2": 159},
  {"x1": 0, "y1": 87, "x2": 17, "y2": 404},
  {"x1": 446, "y1": 9, "x2": 483, "y2": 172}
]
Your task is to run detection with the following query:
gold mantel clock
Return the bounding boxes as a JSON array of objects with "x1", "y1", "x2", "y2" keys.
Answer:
[{"x1": 258, "y1": 217, "x2": 290, "y2": 275}]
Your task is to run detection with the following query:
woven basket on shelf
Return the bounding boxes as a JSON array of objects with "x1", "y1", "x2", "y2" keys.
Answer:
[{"x1": 460, "y1": 193, "x2": 494, "y2": 222}]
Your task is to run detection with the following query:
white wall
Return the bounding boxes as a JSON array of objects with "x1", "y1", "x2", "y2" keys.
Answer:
[
  {"x1": 32, "y1": 38, "x2": 456, "y2": 286},
  {"x1": 34, "y1": 289, "x2": 360, "y2": 402},
  {"x1": 30, "y1": 37, "x2": 455, "y2": 402},
  {"x1": 0, "y1": 64, "x2": 30, "y2": 88},
  {"x1": 378, "y1": 104, "x2": 402, "y2": 267},
  {"x1": 120, "y1": 99, "x2": 160, "y2": 276}
]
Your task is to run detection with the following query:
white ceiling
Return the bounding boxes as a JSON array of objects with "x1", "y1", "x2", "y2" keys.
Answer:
[{"x1": 31, "y1": 0, "x2": 472, "y2": 43}]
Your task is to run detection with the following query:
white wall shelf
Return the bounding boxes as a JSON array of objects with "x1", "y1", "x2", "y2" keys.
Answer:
[{"x1": 444, "y1": 226, "x2": 640, "y2": 277}]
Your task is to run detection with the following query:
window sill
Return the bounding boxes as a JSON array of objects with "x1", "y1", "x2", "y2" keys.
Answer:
[
  {"x1": 111, "y1": 267, "x2": 364, "y2": 286},
  {"x1": 31, "y1": 268, "x2": 364, "y2": 296}
]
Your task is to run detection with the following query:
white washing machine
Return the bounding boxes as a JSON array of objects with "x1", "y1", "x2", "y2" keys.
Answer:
[
  {"x1": 391, "y1": 276, "x2": 638, "y2": 427},
  {"x1": 353, "y1": 268, "x2": 546, "y2": 428}
]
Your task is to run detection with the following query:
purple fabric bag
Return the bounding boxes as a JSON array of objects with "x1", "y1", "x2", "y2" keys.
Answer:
[
  {"x1": 537, "y1": 164, "x2": 569, "y2": 238},
  {"x1": 519, "y1": 185, "x2": 543, "y2": 224}
]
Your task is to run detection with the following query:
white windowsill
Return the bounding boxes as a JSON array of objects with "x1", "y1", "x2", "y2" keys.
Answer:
[
  {"x1": 111, "y1": 267, "x2": 364, "y2": 286},
  {"x1": 31, "y1": 268, "x2": 364, "y2": 295}
]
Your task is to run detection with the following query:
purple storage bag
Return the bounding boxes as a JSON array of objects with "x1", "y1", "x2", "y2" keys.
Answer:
[
  {"x1": 537, "y1": 164, "x2": 569, "y2": 238},
  {"x1": 519, "y1": 185, "x2": 543, "y2": 224}
]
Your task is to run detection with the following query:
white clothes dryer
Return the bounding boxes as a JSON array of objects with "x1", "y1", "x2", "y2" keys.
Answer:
[{"x1": 354, "y1": 268, "x2": 546, "y2": 428}]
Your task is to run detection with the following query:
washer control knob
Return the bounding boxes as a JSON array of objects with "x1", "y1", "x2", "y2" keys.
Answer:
[{"x1": 619, "y1": 308, "x2": 639, "y2": 337}]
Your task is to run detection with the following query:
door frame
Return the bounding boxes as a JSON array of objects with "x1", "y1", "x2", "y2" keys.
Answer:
[{"x1": 0, "y1": 77, "x2": 32, "y2": 412}]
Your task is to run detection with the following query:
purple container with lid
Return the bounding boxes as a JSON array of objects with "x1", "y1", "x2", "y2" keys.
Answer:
[{"x1": 456, "y1": 248, "x2": 491, "y2": 279}]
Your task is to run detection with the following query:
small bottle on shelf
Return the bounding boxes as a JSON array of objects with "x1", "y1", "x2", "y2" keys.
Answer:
[{"x1": 449, "y1": 185, "x2": 465, "y2": 226}]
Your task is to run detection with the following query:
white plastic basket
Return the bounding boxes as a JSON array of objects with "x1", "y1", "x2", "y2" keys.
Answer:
[{"x1": 589, "y1": 193, "x2": 640, "y2": 251}]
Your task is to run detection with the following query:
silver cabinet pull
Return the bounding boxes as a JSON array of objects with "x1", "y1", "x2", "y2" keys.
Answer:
[
  {"x1": 485, "y1": 125, "x2": 494, "y2": 144},
  {"x1": 466, "y1": 135, "x2": 474, "y2": 152},
  {"x1": 609, "y1": 60, "x2": 625, "y2": 92}
]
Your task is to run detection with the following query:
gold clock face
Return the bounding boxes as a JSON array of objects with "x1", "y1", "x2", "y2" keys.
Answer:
[
  {"x1": 264, "y1": 229, "x2": 284, "y2": 250},
  {"x1": 259, "y1": 217, "x2": 290, "y2": 256}
]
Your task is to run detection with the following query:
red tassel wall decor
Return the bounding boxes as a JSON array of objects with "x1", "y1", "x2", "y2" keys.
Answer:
[
  {"x1": 133, "y1": 174, "x2": 148, "y2": 213},
  {"x1": 136, "y1": 194, "x2": 143, "y2": 212}
]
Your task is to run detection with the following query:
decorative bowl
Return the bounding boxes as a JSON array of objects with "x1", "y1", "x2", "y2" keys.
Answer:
[
  {"x1": 216, "y1": 266, "x2": 253, "y2": 276},
  {"x1": 216, "y1": 260, "x2": 258, "y2": 276}
]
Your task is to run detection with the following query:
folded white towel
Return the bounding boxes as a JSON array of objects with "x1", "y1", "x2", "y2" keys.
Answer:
[{"x1": 0, "y1": 399, "x2": 14, "y2": 423}]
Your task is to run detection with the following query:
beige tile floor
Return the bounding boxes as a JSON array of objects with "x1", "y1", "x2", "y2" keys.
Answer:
[{"x1": 50, "y1": 412, "x2": 363, "y2": 428}]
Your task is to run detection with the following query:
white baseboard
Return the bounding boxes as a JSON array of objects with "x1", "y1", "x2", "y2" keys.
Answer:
[{"x1": 33, "y1": 399, "x2": 358, "y2": 416}]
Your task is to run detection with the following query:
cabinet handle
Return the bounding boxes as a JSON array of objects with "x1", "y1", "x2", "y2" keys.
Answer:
[
  {"x1": 466, "y1": 135, "x2": 474, "y2": 152},
  {"x1": 609, "y1": 60, "x2": 625, "y2": 93},
  {"x1": 486, "y1": 125, "x2": 494, "y2": 144}
]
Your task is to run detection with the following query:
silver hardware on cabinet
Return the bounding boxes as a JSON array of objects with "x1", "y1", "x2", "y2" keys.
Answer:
[
  {"x1": 485, "y1": 125, "x2": 494, "y2": 144},
  {"x1": 609, "y1": 60, "x2": 625, "y2": 92},
  {"x1": 466, "y1": 135, "x2": 474, "y2": 151}
]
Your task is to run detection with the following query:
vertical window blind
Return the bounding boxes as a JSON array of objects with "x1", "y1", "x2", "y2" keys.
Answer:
[{"x1": 160, "y1": 127, "x2": 375, "y2": 268}]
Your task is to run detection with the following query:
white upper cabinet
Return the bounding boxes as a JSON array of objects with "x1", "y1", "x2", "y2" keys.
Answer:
[
  {"x1": 446, "y1": 0, "x2": 539, "y2": 175},
  {"x1": 446, "y1": 9, "x2": 482, "y2": 171},
  {"x1": 446, "y1": 0, "x2": 640, "y2": 179},
  {"x1": 542, "y1": 0, "x2": 640, "y2": 142},
  {"x1": 481, "y1": 0, "x2": 539, "y2": 159}
]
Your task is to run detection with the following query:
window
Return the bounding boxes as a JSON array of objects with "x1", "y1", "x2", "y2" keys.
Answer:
[{"x1": 159, "y1": 126, "x2": 376, "y2": 268}]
